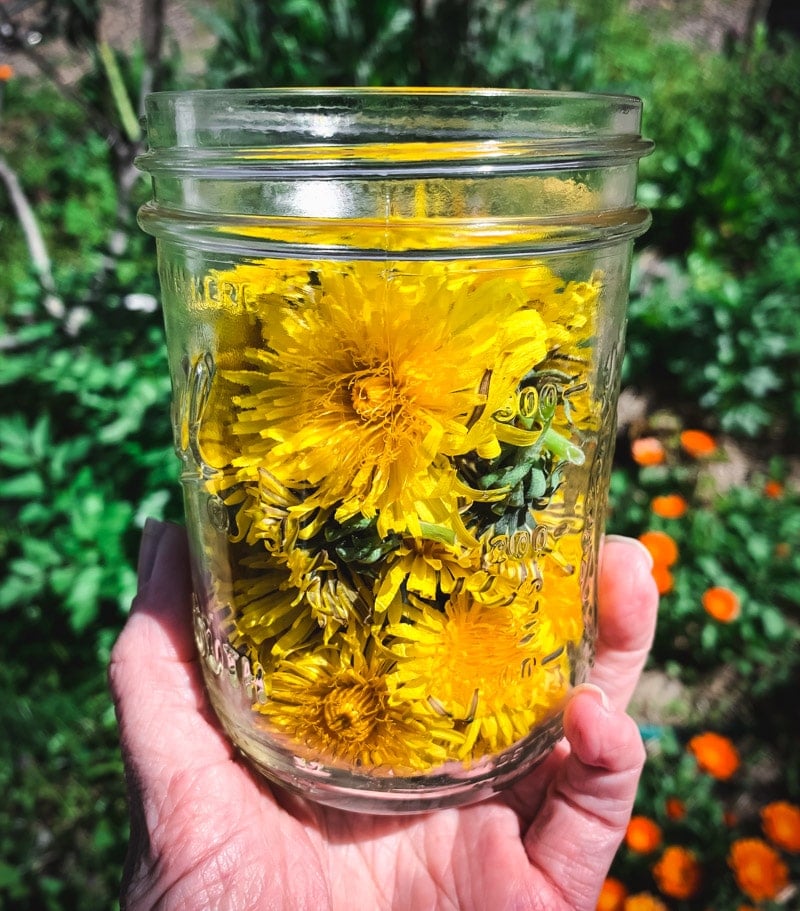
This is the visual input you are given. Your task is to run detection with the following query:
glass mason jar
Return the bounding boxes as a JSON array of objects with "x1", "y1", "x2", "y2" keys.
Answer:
[{"x1": 137, "y1": 88, "x2": 652, "y2": 813}]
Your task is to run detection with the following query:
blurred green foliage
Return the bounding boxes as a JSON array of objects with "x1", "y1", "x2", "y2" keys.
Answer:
[
  {"x1": 0, "y1": 0, "x2": 799, "y2": 907},
  {"x1": 589, "y1": 13, "x2": 800, "y2": 442},
  {"x1": 0, "y1": 667, "x2": 127, "y2": 909},
  {"x1": 199, "y1": 0, "x2": 596, "y2": 89},
  {"x1": 625, "y1": 232, "x2": 800, "y2": 438},
  {"x1": 0, "y1": 70, "x2": 178, "y2": 910}
]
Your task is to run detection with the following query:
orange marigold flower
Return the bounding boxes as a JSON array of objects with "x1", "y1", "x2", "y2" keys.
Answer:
[
  {"x1": 653, "y1": 845, "x2": 702, "y2": 899},
  {"x1": 650, "y1": 493, "x2": 688, "y2": 519},
  {"x1": 725, "y1": 810, "x2": 739, "y2": 828},
  {"x1": 736, "y1": 906, "x2": 758, "y2": 911},
  {"x1": 764, "y1": 479, "x2": 784, "y2": 499},
  {"x1": 625, "y1": 816, "x2": 663, "y2": 853},
  {"x1": 762, "y1": 801, "x2": 800, "y2": 853},
  {"x1": 701, "y1": 586, "x2": 741, "y2": 623},
  {"x1": 688, "y1": 732, "x2": 740, "y2": 780},
  {"x1": 651, "y1": 563, "x2": 674, "y2": 595},
  {"x1": 623, "y1": 893, "x2": 668, "y2": 911},
  {"x1": 665, "y1": 797, "x2": 687, "y2": 821},
  {"x1": 632, "y1": 436, "x2": 666, "y2": 466},
  {"x1": 638, "y1": 530, "x2": 679, "y2": 567},
  {"x1": 0, "y1": 63, "x2": 15, "y2": 81},
  {"x1": 597, "y1": 876, "x2": 628, "y2": 911},
  {"x1": 680, "y1": 429, "x2": 717, "y2": 458},
  {"x1": 728, "y1": 838, "x2": 789, "y2": 902}
]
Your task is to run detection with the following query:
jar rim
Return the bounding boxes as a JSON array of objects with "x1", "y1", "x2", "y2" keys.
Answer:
[
  {"x1": 143, "y1": 85, "x2": 645, "y2": 104},
  {"x1": 139, "y1": 87, "x2": 652, "y2": 172}
]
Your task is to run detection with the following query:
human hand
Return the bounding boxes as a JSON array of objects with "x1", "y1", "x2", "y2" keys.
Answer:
[{"x1": 110, "y1": 521, "x2": 658, "y2": 911}]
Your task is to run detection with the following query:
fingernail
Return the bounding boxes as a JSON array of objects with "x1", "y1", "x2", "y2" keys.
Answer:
[
  {"x1": 574, "y1": 683, "x2": 611, "y2": 713},
  {"x1": 604, "y1": 534, "x2": 654, "y2": 570},
  {"x1": 137, "y1": 518, "x2": 167, "y2": 588}
]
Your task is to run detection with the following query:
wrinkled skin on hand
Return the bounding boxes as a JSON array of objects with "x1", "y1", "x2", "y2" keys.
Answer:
[{"x1": 109, "y1": 523, "x2": 657, "y2": 911}]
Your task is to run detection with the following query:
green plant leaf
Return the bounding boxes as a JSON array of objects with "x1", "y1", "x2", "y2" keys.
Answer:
[{"x1": 1, "y1": 471, "x2": 45, "y2": 499}]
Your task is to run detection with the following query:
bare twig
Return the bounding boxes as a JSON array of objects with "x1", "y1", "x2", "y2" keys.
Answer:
[
  {"x1": 139, "y1": 0, "x2": 166, "y2": 111},
  {"x1": 0, "y1": 152, "x2": 64, "y2": 318},
  {"x1": 744, "y1": 0, "x2": 772, "y2": 48},
  {"x1": 412, "y1": 0, "x2": 428, "y2": 86},
  {"x1": 97, "y1": 39, "x2": 141, "y2": 142}
]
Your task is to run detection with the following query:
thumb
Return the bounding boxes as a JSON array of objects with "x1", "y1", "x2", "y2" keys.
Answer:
[{"x1": 523, "y1": 684, "x2": 645, "y2": 911}]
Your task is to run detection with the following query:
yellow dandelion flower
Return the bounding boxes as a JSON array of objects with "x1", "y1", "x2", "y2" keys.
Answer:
[
  {"x1": 535, "y1": 522, "x2": 587, "y2": 643},
  {"x1": 192, "y1": 257, "x2": 319, "y2": 488},
  {"x1": 522, "y1": 270, "x2": 601, "y2": 426},
  {"x1": 538, "y1": 573, "x2": 584, "y2": 644},
  {"x1": 202, "y1": 258, "x2": 316, "y2": 315},
  {"x1": 479, "y1": 528, "x2": 547, "y2": 605},
  {"x1": 476, "y1": 516, "x2": 586, "y2": 642},
  {"x1": 283, "y1": 546, "x2": 372, "y2": 633},
  {"x1": 385, "y1": 589, "x2": 570, "y2": 761},
  {"x1": 225, "y1": 259, "x2": 549, "y2": 540},
  {"x1": 232, "y1": 544, "x2": 370, "y2": 671},
  {"x1": 231, "y1": 559, "x2": 317, "y2": 656},
  {"x1": 258, "y1": 631, "x2": 452, "y2": 772},
  {"x1": 524, "y1": 269, "x2": 601, "y2": 365},
  {"x1": 235, "y1": 467, "x2": 328, "y2": 552},
  {"x1": 188, "y1": 249, "x2": 604, "y2": 776},
  {"x1": 374, "y1": 533, "x2": 482, "y2": 617}
]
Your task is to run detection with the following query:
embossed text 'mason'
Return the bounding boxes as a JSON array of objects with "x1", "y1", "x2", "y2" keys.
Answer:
[{"x1": 193, "y1": 599, "x2": 268, "y2": 704}]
